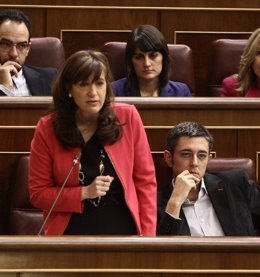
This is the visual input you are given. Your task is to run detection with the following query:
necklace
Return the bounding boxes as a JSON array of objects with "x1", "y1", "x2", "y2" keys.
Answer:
[
  {"x1": 99, "y1": 149, "x2": 105, "y2": 175},
  {"x1": 79, "y1": 149, "x2": 106, "y2": 207}
]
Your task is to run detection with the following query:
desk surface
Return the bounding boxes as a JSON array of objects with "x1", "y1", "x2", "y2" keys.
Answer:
[
  {"x1": 2, "y1": 96, "x2": 260, "y2": 108},
  {"x1": 1, "y1": 96, "x2": 260, "y2": 126}
]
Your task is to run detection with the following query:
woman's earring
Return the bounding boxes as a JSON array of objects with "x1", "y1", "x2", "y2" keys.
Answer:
[{"x1": 68, "y1": 93, "x2": 72, "y2": 98}]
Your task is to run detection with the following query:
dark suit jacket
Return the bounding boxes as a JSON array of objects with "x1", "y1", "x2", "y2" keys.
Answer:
[
  {"x1": 23, "y1": 65, "x2": 57, "y2": 96},
  {"x1": 0, "y1": 65, "x2": 57, "y2": 96},
  {"x1": 157, "y1": 169, "x2": 260, "y2": 236}
]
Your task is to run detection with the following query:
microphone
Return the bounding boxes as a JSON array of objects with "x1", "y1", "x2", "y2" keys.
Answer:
[{"x1": 38, "y1": 152, "x2": 81, "y2": 236}]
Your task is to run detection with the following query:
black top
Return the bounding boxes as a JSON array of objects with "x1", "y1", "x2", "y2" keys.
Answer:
[{"x1": 64, "y1": 135, "x2": 137, "y2": 235}]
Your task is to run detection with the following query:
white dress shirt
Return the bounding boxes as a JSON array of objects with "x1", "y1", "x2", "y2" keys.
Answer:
[
  {"x1": 0, "y1": 69, "x2": 30, "y2": 96},
  {"x1": 182, "y1": 178, "x2": 225, "y2": 236}
]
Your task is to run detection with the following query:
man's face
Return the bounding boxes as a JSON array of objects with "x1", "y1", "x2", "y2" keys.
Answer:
[
  {"x1": 0, "y1": 20, "x2": 30, "y2": 66},
  {"x1": 171, "y1": 136, "x2": 210, "y2": 182}
]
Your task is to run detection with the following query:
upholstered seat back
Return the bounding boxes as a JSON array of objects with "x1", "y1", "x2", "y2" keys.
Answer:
[
  {"x1": 101, "y1": 41, "x2": 196, "y2": 95},
  {"x1": 101, "y1": 42, "x2": 126, "y2": 80},
  {"x1": 25, "y1": 37, "x2": 65, "y2": 70},
  {"x1": 9, "y1": 156, "x2": 43, "y2": 235},
  {"x1": 208, "y1": 39, "x2": 247, "y2": 96}
]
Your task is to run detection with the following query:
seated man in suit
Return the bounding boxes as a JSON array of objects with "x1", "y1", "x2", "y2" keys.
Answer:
[
  {"x1": 157, "y1": 121, "x2": 260, "y2": 236},
  {"x1": 0, "y1": 9, "x2": 57, "y2": 96}
]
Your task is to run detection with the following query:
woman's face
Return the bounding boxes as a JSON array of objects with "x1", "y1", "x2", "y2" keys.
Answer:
[
  {"x1": 252, "y1": 49, "x2": 260, "y2": 79},
  {"x1": 70, "y1": 70, "x2": 107, "y2": 117},
  {"x1": 131, "y1": 47, "x2": 163, "y2": 82}
]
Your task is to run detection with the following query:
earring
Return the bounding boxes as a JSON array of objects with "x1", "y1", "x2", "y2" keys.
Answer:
[{"x1": 68, "y1": 93, "x2": 72, "y2": 98}]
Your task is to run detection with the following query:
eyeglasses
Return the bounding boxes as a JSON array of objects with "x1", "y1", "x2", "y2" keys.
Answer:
[
  {"x1": 0, "y1": 39, "x2": 31, "y2": 53},
  {"x1": 174, "y1": 150, "x2": 209, "y2": 161}
]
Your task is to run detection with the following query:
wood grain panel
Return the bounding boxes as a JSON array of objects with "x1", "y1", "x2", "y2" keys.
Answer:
[
  {"x1": 175, "y1": 32, "x2": 251, "y2": 96},
  {"x1": 147, "y1": 129, "x2": 237, "y2": 158},
  {"x1": 160, "y1": 10, "x2": 260, "y2": 95},
  {"x1": 15, "y1": 8, "x2": 46, "y2": 37},
  {"x1": 0, "y1": 129, "x2": 34, "y2": 151},
  {"x1": 0, "y1": 236, "x2": 260, "y2": 276},
  {"x1": 238, "y1": 130, "x2": 260, "y2": 159},
  {"x1": 46, "y1": 9, "x2": 160, "y2": 38},
  {"x1": 0, "y1": 4, "x2": 259, "y2": 96},
  {"x1": 1, "y1": 0, "x2": 260, "y2": 7},
  {"x1": 61, "y1": 31, "x2": 130, "y2": 59}
]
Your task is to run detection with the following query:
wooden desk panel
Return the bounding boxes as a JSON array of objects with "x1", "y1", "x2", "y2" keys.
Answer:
[
  {"x1": 2, "y1": 96, "x2": 260, "y2": 125},
  {"x1": 1, "y1": 97, "x2": 260, "y2": 234},
  {"x1": 0, "y1": 236, "x2": 260, "y2": 276}
]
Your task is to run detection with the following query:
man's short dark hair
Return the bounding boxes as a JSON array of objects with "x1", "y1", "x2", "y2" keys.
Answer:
[
  {"x1": 166, "y1": 121, "x2": 214, "y2": 153},
  {"x1": 0, "y1": 9, "x2": 32, "y2": 40}
]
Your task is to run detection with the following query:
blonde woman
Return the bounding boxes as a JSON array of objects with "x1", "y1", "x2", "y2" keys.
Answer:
[{"x1": 222, "y1": 28, "x2": 260, "y2": 97}]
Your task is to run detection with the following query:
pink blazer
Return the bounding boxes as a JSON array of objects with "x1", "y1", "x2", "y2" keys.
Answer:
[
  {"x1": 29, "y1": 103, "x2": 157, "y2": 236},
  {"x1": 221, "y1": 75, "x2": 260, "y2": 97}
]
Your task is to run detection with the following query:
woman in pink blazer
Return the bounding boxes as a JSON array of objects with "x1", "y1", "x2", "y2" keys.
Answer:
[
  {"x1": 221, "y1": 28, "x2": 260, "y2": 97},
  {"x1": 29, "y1": 50, "x2": 157, "y2": 236}
]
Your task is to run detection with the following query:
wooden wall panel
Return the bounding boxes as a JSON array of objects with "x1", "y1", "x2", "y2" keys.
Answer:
[
  {"x1": 0, "y1": 4, "x2": 259, "y2": 95},
  {"x1": 61, "y1": 31, "x2": 130, "y2": 59},
  {"x1": 146, "y1": 129, "x2": 237, "y2": 158},
  {"x1": 0, "y1": 129, "x2": 33, "y2": 151},
  {"x1": 1, "y1": 0, "x2": 260, "y2": 7},
  {"x1": 17, "y1": 9, "x2": 46, "y2": 37},
  {"x1": 0, "y1": 236, "x2": 260, "y2": 276},
  {"x1": 175, "y1": 32, "x2": 251, "y2": 95},
  {"x1": 238, "y1": 130, "x2": 260, "y2": 159},
  {"x1": 46, "y1": 9, "x2": 160, "y2": 38},
  {"x1": 208, "y1": 130, "x2": 238, "y2": 158},
  {"x1": 46, "y1": 8, "x2": 160, "y2": 58},
  {"x1": 160, "y1": 10, "x2": 260, "y2": 95}
]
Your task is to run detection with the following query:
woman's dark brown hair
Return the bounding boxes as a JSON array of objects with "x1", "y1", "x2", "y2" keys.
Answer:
[
  {"x1": 52, "y1": 50, "x2": 122, "y2": 148},
  {"x1": 125, "y1": 24, "x2": 170, "y2": 95}
]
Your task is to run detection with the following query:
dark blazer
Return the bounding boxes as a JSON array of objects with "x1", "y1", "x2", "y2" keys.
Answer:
[
  {"x1": 23, "y1": 65, "x2": 57, "y2": 96},
  {"x1": 112, "y1": 77, "x2": 191, "y2": 97},
  {"x1": 0, "y1": 65, "x2": 57, "y2": 96},
  {"x1": 157, "y1": 169, "x2": 260, "y2": 236}
]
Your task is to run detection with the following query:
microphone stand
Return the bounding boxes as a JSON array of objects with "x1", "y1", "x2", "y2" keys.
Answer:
[{"x1": 38, "y1": 153, "x2": 81, "y2": 236}]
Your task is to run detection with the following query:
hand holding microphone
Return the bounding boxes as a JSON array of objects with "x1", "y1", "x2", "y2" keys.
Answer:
[{"x1": 81, "y1": 175, "x2": 114, "y2": 200}]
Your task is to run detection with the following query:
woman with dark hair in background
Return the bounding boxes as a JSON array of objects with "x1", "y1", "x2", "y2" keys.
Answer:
[{"x1": 112, "y1": 24, "x2": 191, "y2": 97}]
